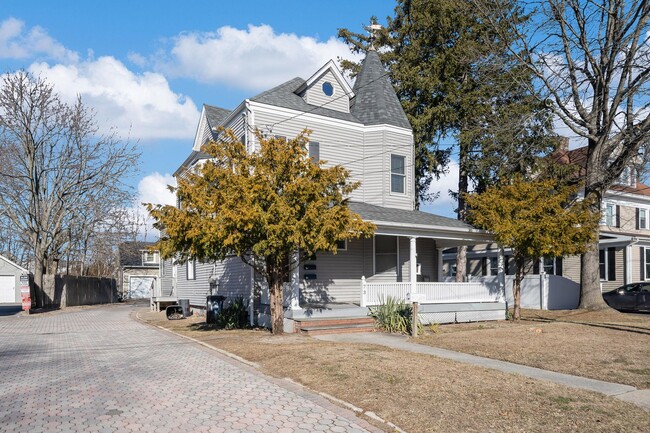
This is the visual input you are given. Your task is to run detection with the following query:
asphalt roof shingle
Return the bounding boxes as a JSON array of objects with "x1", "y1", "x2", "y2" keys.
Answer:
[
  {"x1": 118, "y1": 242, "x2": 158, "y2": 268},
  {"x1": 250, "y1": 77, "x2": 361, "y2": 124},
  {"x1": 350, "y1": 50, "x2": 411, "y2": 130},
  {"x1": 348, "y1": 201, "x2": 475, "y2": 230}
]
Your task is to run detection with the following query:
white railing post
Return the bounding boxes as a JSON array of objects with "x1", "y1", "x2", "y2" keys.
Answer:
[{"x1": 360, "y1": 276, "x2": 367, "y2": 307}]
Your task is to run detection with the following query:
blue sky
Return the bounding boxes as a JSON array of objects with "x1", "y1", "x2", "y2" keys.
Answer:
[{"x1": 1, "y1": 0, "x2": 459, "y2": 223}]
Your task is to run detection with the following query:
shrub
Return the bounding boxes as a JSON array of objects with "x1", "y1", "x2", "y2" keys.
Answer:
[
  {"x1": 217, "y1": 297, "x2": 249, "y2": 329},
  {"x1": 369, "y1": 295, "x2": 423, "y2": 334}
]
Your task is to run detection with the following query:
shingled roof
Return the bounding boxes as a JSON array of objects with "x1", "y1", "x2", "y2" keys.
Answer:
[
  {"x1": 118, "y1": 242, "x2": 158, "y2": 268},
  {"x1": 350, "y1": 50, "x2": 411, "y2": 129},
  {"x1": 348, "y1": 201, "x2": 476, "y2": 230},
  {"x1": 250, "y1": 77, "x2": 361, "y2": 124}
]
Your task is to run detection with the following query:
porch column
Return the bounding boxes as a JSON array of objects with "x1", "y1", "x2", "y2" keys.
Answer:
[
  {"x1": 624, "y1": 244, "x2": 632, "y2": 285},
  {"x1": 290, "y1": 250, "x2": 301, "y2": 310},
  {"x1": 410, "y1": 236, "x2": 417, "y2": 295},
  {"x1": 497, "y1": 246, "x2": 506, "y2": 302},
  {"x1": 437, "y1": 248, "x2": 444, "y2": 281}
]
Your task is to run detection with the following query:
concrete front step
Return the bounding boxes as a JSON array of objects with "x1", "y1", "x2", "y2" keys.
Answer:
[{"x1": 300, "y1": 323, "x2": 376, "y2": 336}]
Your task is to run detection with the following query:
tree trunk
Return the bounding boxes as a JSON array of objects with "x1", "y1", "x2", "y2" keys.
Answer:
[
  {"x1": 579, "y1": 156, "x2": 609, "y2": 310},
  {"x1": 455, "y1": 141, "x2": 469, "y2": 283},
  {"x1": 578, "y1": 238, "x2": 609, "y2": 309},
  {"x1": 455, "y1": 245, "x2": 467, "y2": 282},
  {"x1": 268, "y1": 264, "x2": 284, "y2": 335}
]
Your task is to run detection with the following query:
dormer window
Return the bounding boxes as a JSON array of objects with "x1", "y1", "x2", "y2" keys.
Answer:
[
  {"x1": 322, "y1": 82, "x2": 334, "y2": 96},
  {"x1": 143, "y1": 251, "x2": 157, "y2": 264},
  {"x1": 617, "y1": 166, "x2": 635, "y2": 187}
]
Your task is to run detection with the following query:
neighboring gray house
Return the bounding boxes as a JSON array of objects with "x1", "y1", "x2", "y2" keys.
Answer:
[
  {"x1": 162, "y1": 49, "x2": 499, "y2": 330},
  {"x1": 0, "y1": 255, "x2": 28, "y2": 304},
  {"x1": 118, "y1": 242, "x2": 161, "y2": 301}
]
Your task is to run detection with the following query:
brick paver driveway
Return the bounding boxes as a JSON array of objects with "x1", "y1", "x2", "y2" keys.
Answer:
[{"x1": 0, "y1": 304, "x2": 377, "y2": 432}]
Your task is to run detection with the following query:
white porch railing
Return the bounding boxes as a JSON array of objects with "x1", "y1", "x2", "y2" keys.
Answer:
[{"x1": 360, "y1": 277, "x2": 502, "y2": 307}]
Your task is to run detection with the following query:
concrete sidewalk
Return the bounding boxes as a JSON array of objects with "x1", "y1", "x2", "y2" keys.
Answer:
[{"x1": 315, "y1": 332, "x2": 650, "y2": 411}]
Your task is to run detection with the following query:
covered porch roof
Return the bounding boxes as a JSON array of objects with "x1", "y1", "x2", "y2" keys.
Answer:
[{"x1": 348, "y1": 202, "x2": 493, "y2": 248}]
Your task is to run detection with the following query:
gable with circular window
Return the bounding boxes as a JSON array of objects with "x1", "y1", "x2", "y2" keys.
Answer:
[{"x1": 322, "y1": 81, "x2": 334, "y2": 97}]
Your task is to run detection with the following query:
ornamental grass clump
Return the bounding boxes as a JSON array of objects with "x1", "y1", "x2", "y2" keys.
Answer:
[{"x1": 370, "y1": 295, "x2": 423, "y2": 334}]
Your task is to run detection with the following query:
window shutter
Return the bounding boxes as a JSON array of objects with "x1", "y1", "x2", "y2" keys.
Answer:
[
  {"x1": 616, "y1": 205, "x2": 620, "y2": 227},
  {"x1": 637, "y1": 208, "x2": 640, "y2": 230},
  {"x1": 533, "y1": 259, "x2": 540, "y2": 274},
  {"x1": 481, "y1": 257, "x2": 487, "y2": 276},
  {"x1": 643, "y1": 247, "x2": 647, "y2": 281},
  {"x1": 556, "y1": 257, "x2": 563, "y2": 276},
  {"x1": 504, "y1": 256, "x2": 510, "y2": 276},
  {"x1": 607, "y1": 248, "x2": 616, "y2": 281}
]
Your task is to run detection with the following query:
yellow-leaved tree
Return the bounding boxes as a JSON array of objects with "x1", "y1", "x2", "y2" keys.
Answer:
[
  {"x1": 147, "y1": 129, "x2": 375, "y2": 334},
  {"x1": 465, "y1": 176, "x2": 599, "y2": 319}
]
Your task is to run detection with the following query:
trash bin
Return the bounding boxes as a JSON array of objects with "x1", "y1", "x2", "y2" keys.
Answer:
[
  {"x1": 206, "y1": 295, "x2": 226, "y2": 324},
  {"x1": 178, "y1": 299, "x2": 191, "y2": 318}
]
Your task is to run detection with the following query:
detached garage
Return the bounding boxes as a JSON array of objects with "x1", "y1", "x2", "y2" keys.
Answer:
[{"x1": 0, "y1": 255, "x2": 28, "y2": 304}]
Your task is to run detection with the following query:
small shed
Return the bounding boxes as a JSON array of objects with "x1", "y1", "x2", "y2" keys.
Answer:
[
  {"x1": 118, "y1": 242, "x2": 160, "y2": 299},
  {"x1": 0, "y1": 255, "x2": 28, "y2": 304}
]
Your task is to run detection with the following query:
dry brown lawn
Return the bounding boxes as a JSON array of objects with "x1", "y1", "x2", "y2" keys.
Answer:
[
  {"x1": 417, "y1": 308, "x2": 650, "y2": 389},
  {"x1": 138, "y1": 309, "x2": 650, "y2": 433}
]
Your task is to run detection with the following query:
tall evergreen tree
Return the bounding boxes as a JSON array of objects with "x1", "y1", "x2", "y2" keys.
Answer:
[{"x1": 339, "y1": 0, "x2": 554, "y2": 280}]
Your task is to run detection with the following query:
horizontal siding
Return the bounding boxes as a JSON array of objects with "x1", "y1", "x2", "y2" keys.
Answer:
[
  {"x1": 175, "y1": 261, "x2": 213, "y2": 307},
  {"x1": 382, "y1": 130, "x2": 414, "y2": 210},
  {"x1": 300, "y1": 238, "x2": 366, "y2": 303},
  {"x1": 213, "y1": 257, "x2": 252, "y2": 303},
  {"x1": 361, "y1": 130, "x2": 385, "y2": 207},
  {"x1": 304, "y1": 70, "x2": 349, "y2": 113},
  {"x1": 562, "y1": 255, "x2": 581, "y2": 284},
  {"x1": 159, "y1": 258, "x2": 175, "y2": 298},
  {"x1": 251, "y1": 109, "x2": 365, "y2": 199}
]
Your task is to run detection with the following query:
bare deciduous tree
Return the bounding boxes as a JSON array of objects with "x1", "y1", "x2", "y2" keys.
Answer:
[
  {"x1": 477, "y1": 0, "x2": 650, "y2": 309},
  {"x1": 0, "y1": 71, "x2": 140, "y2": 290}
]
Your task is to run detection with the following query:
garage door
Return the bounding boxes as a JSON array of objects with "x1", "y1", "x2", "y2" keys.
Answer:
[
  {"x1": 0, "y1": 275, "x2": 16, "y2": 303},
  {"x1": 129, "y1": 276, "x2": 155, "y2": 299}
]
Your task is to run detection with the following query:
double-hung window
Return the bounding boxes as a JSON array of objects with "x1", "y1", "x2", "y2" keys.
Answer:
[
  {"x1": 390, "y1": 155, "x2": 405, "y2": 194},
  {"x1": 602, "y1": 203, "x2": 617, "y2": 227},
  {"x1": 639, "y1": 208, "x2": 647, "y2": 230}
]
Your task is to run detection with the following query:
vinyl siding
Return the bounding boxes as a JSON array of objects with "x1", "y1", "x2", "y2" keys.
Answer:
[
  {"x1": 562, "y1": 255, "x2": 581, "y2": 284},
  {"x1": 300, "y1": 238, "x2": 367, "y2": 303},
  {"x1": 175, "y1": 260, "x2": 212, "y2": 307},
  {"x1": 382, "y1": 130, "x2": 414, "y2": 210},
  {"x1": 159, "y1": 258, "x2": 175, "y2": 298},
  {"x1": 213, "y1": 257, "x2": 252, "y2": 302},
  {"x1": 361, "y1": 130, "x2": 385, "y2": 206},
  {"x1": 303, "y1": 70, "x2": 349, "y2": 113}
]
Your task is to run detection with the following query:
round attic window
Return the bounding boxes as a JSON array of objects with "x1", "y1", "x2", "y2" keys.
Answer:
[{"x1": 322, "y1": 81, "x2": 334, "y2": 96}]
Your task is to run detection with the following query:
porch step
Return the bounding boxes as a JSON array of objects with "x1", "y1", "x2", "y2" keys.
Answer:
[
  {"x1": 294, "y1": 317, "x2": 375, "y2": 335},
  {"x1": 300, "y1": 323, "x2": 376, "y2": 335}
]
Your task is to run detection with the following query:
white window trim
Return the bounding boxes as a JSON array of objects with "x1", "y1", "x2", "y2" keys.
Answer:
[
  {"x1": 142, "y1": 251, "x2": 157, "y2": 265},
  {"x1": 599, "y1": 249, "x2": 608, "y2": 281},
  {"x1": 602, "y1": 202, "x2": 617, "y2": 227},
  {"x1": 187, "y1": 259, "x2": 196, "y2": 280},
  {"x1": 639, "y1": 208, "x2": 648, "y2": 230},
  {"x1": 488, "y1": 256, "x2": 498, "y2": 276},
  {"x1": 336, "y1": 239, "x2": 347, "y2": 251},
  {"x1": 390, "y1": 154, "x2": 406, "y2": 195}
]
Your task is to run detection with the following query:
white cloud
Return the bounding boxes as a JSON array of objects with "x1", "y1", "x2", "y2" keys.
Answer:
[
  {"x1": 156, "y1": 24, "x2": 361, "y2": 90},
  {"x1": 138, "y1": 172, "x2": 176, "y2": 207},
  {"x1": 131, "y1": 172, "x2": 177, "y2": 240},
  {"x1": 28, "y1": 58, "x2": 200, "y2": 140},
  {"x1": 0, "y1": 18, "x2": 78, "y2": 62}
]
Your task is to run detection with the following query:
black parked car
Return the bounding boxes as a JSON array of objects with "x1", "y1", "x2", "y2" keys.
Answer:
[{"x1": 603, "y1": 283, "x2": 650, "y2": 313}]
